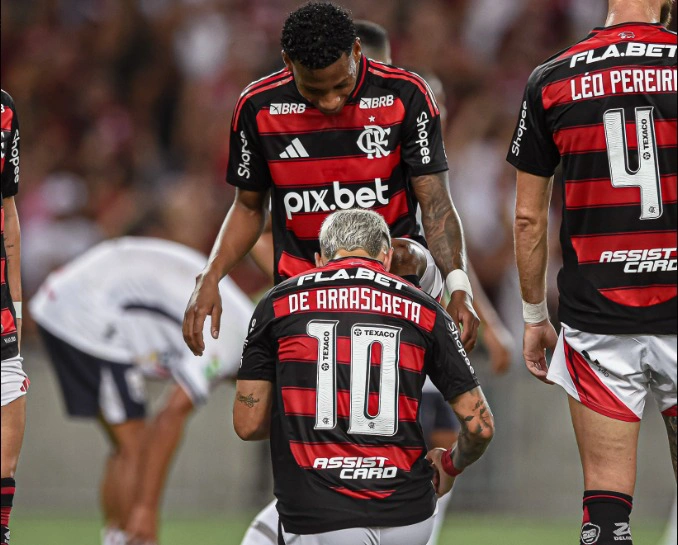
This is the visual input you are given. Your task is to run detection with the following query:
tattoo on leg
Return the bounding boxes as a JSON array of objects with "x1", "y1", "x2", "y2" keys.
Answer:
[
  {"x1": 237, "y1": 393, "x2": 260, "y2": 408},
  {"x1": 663, "y1": 414, "x2": 677, "y2": 480}
]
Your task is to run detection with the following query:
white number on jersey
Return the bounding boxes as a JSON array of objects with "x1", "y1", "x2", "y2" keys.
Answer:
[
  {"x1": 603, "y1": 106, "x2": 663, "y2": 220},
  {"x1": 307, "y1": 319, "x2": 402, "y2": 437}
]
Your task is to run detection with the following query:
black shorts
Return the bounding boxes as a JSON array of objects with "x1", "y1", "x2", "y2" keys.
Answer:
[
  {"x1": 419, "y1": 390, "x2": 460, "y2": 447},
  {"x1": 38, "y1": 326, "x2": 146, "y2": 424}
]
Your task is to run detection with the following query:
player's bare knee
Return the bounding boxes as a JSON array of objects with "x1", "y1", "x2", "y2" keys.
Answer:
[
  {"x1": 391, "y1": 239, "x2": 427, "y2": 278},
  {"x1": 0, "y1": 458, "x2": 18, "y2": 480}
]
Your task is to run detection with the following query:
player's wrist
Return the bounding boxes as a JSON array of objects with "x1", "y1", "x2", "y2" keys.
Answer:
[
  {"x1": 446, "y1": 270, "x2": 473, "y2": 301},
  {"x1": 198, "y1": 269, "x2": 221, "y2": 285},
  {"x1": 12, "y1": 301, "x2": 22, "y2": 319},
  {"x1": 522, "y1": 299, "x2": 548, "y2": 324},
  {"x1": 441, "y1": 447, "x2": 464, "y2": 477}
]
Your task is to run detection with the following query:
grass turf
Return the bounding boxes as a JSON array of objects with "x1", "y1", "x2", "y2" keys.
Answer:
[{"x1": 11, "y1": 514, "x2": 665, "y2": 545}]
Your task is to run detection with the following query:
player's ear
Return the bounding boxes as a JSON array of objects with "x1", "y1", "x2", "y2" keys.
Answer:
[
  {"x1": 282, "y1": 51, "x2": 293, "y2": 71},
  {"x1": 383, "y1": 247, "x2": 394, "y2": 272},
  {"x1": 314, "y1": 252, "x2": 326, "y2": 267},
  {"x1": 352, "y1": 39, "x2": 361, "y2": 63}
]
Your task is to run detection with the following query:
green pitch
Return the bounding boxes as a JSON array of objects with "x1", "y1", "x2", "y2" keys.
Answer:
[{"x1": 11, "y1": 514, "x2": 664, "y2": 545}]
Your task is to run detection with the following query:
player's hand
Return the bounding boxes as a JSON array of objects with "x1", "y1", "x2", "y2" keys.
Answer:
[
  {"x1": 522, "y1": 321, "x2": 558, "y2": 384},
  {"x1": 125, "y1": 505, "x2": 158, "y2": 545},
  {"x1": 483, "y1": 321, "x2": 514, "y2": 375},
  {"x1": 183, "y1": 272, "x2": 222, "y2": 356},
  {"x1": 445, "y1": 291, "x2": 480, "y2": 352},
  {"x1": 426, "y1": 448, "x2": 456, "y2": 498}
]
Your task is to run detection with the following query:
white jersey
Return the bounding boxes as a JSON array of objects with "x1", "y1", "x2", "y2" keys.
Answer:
[{"x1": 30, "y1": 237, "x2": 254, "y2": 405}]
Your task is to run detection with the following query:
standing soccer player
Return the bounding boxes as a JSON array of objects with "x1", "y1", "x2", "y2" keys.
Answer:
[
  {"x1": 0, "y1": 90, "x2": 27, "y2": 545},
  {"x1": 234, "y1": 209, "x2": 494, "y2": 545},
  {"x1": 183, "y1": 2, "x2": 479, "y2": 359},
  {"x1": 508, "y1": 1, "x2": 677, "y2": 544}
]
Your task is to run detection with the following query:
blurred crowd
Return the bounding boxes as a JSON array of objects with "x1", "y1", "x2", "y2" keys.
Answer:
[{"x1": 2, "y1": 0, "x2": 675, "y2": 338}]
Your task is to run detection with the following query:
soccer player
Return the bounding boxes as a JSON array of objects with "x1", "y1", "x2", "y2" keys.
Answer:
[
  {"x1": 29, "y1": 237, "x2": 254, "y2": 545},
  {"x1": 183, "y1": 2, "x2": 480, "y2": 361},
  {"x1": 234, "y1": 209, "x2": 494, "y2": 545},
  {"x1": 507, "y1": 1, "x2": 677, "y2": 544},
  {"x1": 1, "y1": 90, "x2": 27, "y2": 545}
]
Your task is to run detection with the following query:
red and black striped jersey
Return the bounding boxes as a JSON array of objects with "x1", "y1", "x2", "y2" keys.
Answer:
[
  {"x1": 238, "y1": 257, "x2": 477, "y2": 534},
  {"x1": 507, "y1": 23, "x2": 677, "y2": 334},
  {"x1": 227, "y1": 55, "x2": 447, "y2": 284},
  {"x1": 1, "y1": 89, "x2": 20, "y2": 360}
]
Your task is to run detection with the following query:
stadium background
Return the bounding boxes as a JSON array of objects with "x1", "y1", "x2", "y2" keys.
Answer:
[{"x1": 1, "y1": 0, "x2": 675, "y2": 543}]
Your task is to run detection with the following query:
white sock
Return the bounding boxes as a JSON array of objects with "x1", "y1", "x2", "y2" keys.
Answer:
[
  {"x1": 101, "y1": 527, "x2": 122, "y2": 545},
  {"x1": 426, "y1": 488, "x2": 454, "y2": 545}
]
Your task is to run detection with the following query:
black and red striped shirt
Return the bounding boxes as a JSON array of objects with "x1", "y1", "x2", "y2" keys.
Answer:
[
  {"x1": 1, "y1": 89, "x2": 20, "y2": 360},
  {"x1": 238, "y1": 257, "x2": 477, "y2": 534},
  {"x1": 227, "y1": 55, "x2": 448, "y2": 283},
  {"x1": 507, "y1": 23, "x2": 677, "y2": 334}
]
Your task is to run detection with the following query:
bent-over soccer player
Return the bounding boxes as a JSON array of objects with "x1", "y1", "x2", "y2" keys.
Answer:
[
  {"x1": 234, "y1": 209, "x2": 494, "y2": 545},
  {"x1": 183, "y1": 2, "x2": 481, "y2": 363},
  {"x1": 30, "y1": 237, "x2": 254, "y2": 545}
]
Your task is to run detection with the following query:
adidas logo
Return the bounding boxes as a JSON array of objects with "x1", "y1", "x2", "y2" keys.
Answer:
[{"x1": 279, "y1": 138, "x2": 309, "y2": 159}]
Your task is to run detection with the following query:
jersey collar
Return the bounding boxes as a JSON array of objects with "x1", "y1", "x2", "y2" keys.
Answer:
[
  {"x1": 348, "y1": 54, "x2": 368, "y2": 102},
  {"x1": 593, "y1": 21, "x2": 665, "y2": 31},
  {"x1": 326, "y1": 255, "x2": 386, "y2": 271}
]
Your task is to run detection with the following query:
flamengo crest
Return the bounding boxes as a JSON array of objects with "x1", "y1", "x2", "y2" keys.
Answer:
[{"x1": 357, "y1": 125, "x2": 391, "y2": 159}]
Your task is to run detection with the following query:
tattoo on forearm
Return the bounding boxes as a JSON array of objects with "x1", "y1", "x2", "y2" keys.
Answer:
[
  {"x1": 236, "y1": 393, "x2": 260, "y2": 408},
  {"x1": 453, "y1": 397, "x2": 493, "y2": 470},
  {"x1": 663, "y1": 415, "x2": 677, "y2": 480},
  {"x1": 414, "y1": 173, "x2": 466, "y2": 274}
]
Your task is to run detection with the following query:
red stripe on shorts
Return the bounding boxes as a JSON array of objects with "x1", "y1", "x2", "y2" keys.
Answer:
[{"x1": 563, "y1": 339, "x2": 640, "y2": 422}]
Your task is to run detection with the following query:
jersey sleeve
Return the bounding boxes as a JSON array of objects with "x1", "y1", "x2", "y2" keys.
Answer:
[
  {"x1": 226, "y1": 98, "x2": 272, "y2": 191},
  {"x1": 425, "y1": 307, "x2": 479, "y2": 401},
  {"x1": 506, "y1": 67, "x2": 561, "y2": 177},
  {"x1": 400, "y1": 76, "x2": 448, "y2": 176},
  {"x1": 1, "y1": 91, "x2": 20, "y2": 197},
  {"x1": 237, "y1": 290, "x2": 276, "y2": 382}
]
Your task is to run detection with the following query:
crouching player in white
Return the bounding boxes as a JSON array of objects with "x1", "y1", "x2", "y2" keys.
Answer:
[
  {"x1": 30, "y1": 237, "x2": 254, "y2": 545},
  {"x1": 1, "y1": 89, "x2": 28, "y2": 545}
]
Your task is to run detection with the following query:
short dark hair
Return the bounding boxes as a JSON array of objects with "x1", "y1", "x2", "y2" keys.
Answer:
[
  {"x1": 281, "y1": 2, "x2": 356, "y2": 70},
  {"x1": 354, "y1": 20, "x2": 389, "y2": 53}
]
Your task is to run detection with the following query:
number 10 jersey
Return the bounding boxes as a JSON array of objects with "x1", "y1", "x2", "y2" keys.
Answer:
[
  {"x1": 237, "y1": 257, "x2": 478, "y2": 534},
  {"x1": 507, "y1": 22, "x2": 677, "y2": 335}
]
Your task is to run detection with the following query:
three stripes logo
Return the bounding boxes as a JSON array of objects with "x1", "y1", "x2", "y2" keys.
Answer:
[{"x1": 279, "y1": 138, "x2": 310, "y2": 159}]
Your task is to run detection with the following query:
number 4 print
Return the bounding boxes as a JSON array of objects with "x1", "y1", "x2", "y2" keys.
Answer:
[
  {"x1": 603, "y1": 106, "x2": 663, "y2": 220},
  {"x1": 307, "y1": 320, "x2": 401, "y2": 437}
]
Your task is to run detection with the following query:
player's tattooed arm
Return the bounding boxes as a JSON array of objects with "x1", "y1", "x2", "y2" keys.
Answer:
[
  {"x1": 233, "y1": 380, "x2": 273, "y2": 441},
  {"x1": 236, "y1": 392, "x2": 260, "y2": 408},
  {"x1": 449, "y1": 387, "x2": 495, "y2": 471},
  {"x1": 412, "y1": 171, "x2": 480, "y2": 350},
  {"x1": 663, "y1": 413, "x2": 677, "y2": 480},
  {"x1": 411, "y1": 171, "x2": 466, "y2": 275}
]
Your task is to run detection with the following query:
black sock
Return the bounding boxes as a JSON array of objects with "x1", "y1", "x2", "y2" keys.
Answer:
[
  {"x1": 580, "y1": 490, "x2": 633, "y2": 544},
  {"x1": 1, "y1": 477, "x2": 15, "y2": 545}
]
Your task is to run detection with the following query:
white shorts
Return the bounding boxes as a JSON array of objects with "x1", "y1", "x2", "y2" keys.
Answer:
[
  {"x1": 407, "y1": 239, "x2": 443, "y2": 301},
  {"x1": 548, "y1": 324, "x2": 678, "y2": 422},
  {"x1": 243, "y1": 500, "x2": 438, "y2": 545},
  {"x1": 280, "y1": 513, "x2": 435, "y2": 545},
  {"x1": 1, "y1": 355, "x2": 29, "y2": 407}
]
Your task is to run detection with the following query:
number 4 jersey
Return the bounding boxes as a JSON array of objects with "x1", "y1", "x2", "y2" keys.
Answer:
[
  {"x1": 507, "y1": 22, "x2": 677, "y2": 335},
  {"x1": 237, "y1": 257, "x2": 478, "y2": 534}
]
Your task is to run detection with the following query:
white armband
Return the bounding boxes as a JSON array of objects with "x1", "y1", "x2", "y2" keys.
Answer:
[
  {"x1": 445, "y1": 270, "x2": 473, "y2": 300},
  {"x1": 13, "y1": 301, "x2": 22, "y2": 320},
  {"x1": 522, "y1": 299, "x2": 548, "y2": 324}
]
